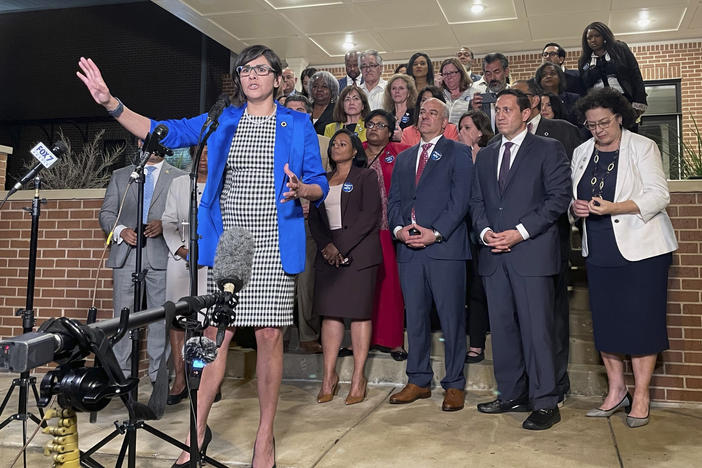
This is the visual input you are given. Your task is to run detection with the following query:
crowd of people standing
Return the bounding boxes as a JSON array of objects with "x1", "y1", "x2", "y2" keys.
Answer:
[{"x1": 77, "y1": 19, "x2": 677, "y2": 467}]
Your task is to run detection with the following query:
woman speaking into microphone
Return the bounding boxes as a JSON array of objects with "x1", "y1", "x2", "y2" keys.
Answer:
[{"x1": 77, "y1": 45, "x2": 328, "y2": 468}]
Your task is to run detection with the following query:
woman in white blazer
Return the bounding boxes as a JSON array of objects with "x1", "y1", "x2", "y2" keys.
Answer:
[{"x1": 570, "y1": 88, "x2": 677, "y2": 428}]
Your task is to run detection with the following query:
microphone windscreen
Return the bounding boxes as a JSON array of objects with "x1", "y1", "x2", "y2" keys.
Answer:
[
  {"x1": 183, "y1": 336, "x2": 218, "y2": 365},
  {"x1": 213, "y1": 227, "x2": 254, "y2": 293},
  {"x1": 51, "y1": 141, "x2": 69, "y2": 157}
]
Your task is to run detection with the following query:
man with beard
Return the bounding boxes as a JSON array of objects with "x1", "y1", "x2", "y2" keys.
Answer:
[{"x1": 471, "y1": 53, "x2": 511, "y2": 131}]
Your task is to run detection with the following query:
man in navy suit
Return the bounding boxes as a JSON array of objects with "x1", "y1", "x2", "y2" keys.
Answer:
[
  {"x1": 471, "y1": 89, "x2": 571, "y2": 430},
  {"x1": 513, "y1": 79, "x2": 584, "y2": 404},
  {"x1": 387, "y1": 98, "x2": 473, "y2": 411}
]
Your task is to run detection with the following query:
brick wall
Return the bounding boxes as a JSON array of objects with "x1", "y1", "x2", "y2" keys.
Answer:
[
  {"x1": 0, "y1": 146, "x2": 9, "y2": 190},
  {"x1": 313, "y1": 40, "x2": 702, "y2": 146}
]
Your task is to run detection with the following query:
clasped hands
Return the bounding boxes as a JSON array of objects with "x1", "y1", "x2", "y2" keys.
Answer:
[
  {"x1": 396, "y1": 224, "x2": 436, "y2": 249},
  {"x1": 321, "y1": 243, "x2": 345, "y2": 267},
  {"x1": 483, "y1": 229, "x2": 523, "y2": 253},
  {"x1": 119, "y1": 220, "x2": 162, "y2": 246},
  {"x1": 572, "y1": 197, "x2": 613, "y2": 217}
]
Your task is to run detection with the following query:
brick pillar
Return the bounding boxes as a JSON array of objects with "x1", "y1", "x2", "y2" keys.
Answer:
[{"x1": 0, "y1": 145, "x2": 11, "y2": 190}]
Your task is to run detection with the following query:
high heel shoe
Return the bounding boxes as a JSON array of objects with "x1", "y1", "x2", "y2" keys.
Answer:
[
  {"x1": 317, "y1": 375, "x2": 339, "y2": 403},
  {"x1": 170, "y1": 425, "x2": 212, "y2": 467},
  {"x1": 586, "y1": 392, "x2": 632, "y2": 417},
  {"x1": 626, "y1": 402, "x2": 650, "y2": 428},
  {"x1": 251, "y1": 436, "x2": 276, "y2": 468},
  {"x1": 345, "y1": 378, "x2": 367, "y2": 405}
]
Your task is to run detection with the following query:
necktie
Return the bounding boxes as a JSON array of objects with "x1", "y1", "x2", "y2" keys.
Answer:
[
  {"x1": 143, "y1": 166, "x2": 156, "y2": 224},
  {"x1": 412, "y1": 143, "x2": 433, "y2": 223},
  {"x1": 415, "y1": 143, "x2": 433, "y2": 186},
  {"x1": 527, "y1": 122, "x2": 533, "y2": 134},
  {"x1": 498, "y1": 142, "x2": 513, "y2": 193}
]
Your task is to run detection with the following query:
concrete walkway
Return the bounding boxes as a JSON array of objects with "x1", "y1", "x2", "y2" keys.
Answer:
[{"x1": 0, "y1": 375, "x2": 699, "y2": 467}]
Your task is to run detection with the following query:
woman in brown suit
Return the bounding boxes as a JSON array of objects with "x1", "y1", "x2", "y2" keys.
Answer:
[{"x1": 309, "y1": 128, "x2": 382, "y2": 406}]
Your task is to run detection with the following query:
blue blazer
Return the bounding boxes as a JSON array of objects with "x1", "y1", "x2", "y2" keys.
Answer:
[
  {"x1": 151, "y1": 102, "x2": 329, "y2": 274},
  {"x1": 470, "y1": 132, "x2": 571, "y2": 277},
  {"x1": 387, "y1": 137, "x2": 473, "y2": 262}
]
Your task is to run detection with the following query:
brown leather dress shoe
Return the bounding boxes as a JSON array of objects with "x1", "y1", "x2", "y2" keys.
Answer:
[
  {"x1": 299, "y1": 340, "x2": 323, "y2": 354},
  {"x1": 389, "y1": 383, "x2": 431, "y2": 404},
  {"x1": 442, "y1": 388, "x2": 465, "y2": 411}
]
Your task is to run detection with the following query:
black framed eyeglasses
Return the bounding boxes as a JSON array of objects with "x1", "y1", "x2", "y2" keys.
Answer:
[{"x1": 237, "y1": 65, "x2": 275, "y2": 77}]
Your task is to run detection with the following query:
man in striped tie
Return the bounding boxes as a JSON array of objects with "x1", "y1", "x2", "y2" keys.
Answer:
[
  {"x1": 99, "y1": 148, "x2": 185, "y2": 382},
  {"x1": 387, "y1": 98, "x2": 473, "y2": 412}
]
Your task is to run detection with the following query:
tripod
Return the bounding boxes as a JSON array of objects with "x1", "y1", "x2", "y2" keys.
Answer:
[
  {"x1": 0, "y1": 176, "x2": 47, "y2": 468},
  {"x1": 80, "y1": 147, "x2": 202, "y2": 468}
]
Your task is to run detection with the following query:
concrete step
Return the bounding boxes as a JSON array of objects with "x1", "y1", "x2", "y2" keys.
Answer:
[{"x1": 225, "y1": 336, "x2": 606, "y2": 397}]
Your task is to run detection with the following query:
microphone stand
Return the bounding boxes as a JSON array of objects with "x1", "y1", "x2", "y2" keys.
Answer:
[
  {"x1": 0, "y1": 176, "x2": 47, "y2": 468},
  {"x1": 182, "y1": 119, "x2": 224, "y2": 468}
]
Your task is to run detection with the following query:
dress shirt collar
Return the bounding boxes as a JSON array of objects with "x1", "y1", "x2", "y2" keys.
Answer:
[
  {"x1": 500, "y1": 127, "x2": 528, "y2": 149},
  {"x1": 527, "y1": 114, "x2": 541, "y2": 134}
]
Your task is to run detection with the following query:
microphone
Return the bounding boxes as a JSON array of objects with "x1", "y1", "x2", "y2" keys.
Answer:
[
  {"x1": 183, "y1": 336, "x2": 218, "y2": 369},
  {"x1": 211, "y1": 228, "x2": 255, "y2": 345},
  {"x1": 203, "y1": 93, "x2": 230, "y2": 129},
  {"x1": 5, "y1": 141, "x2": 68, "y2": 199},
  {"x1": 131, "y1": 124, "x2": 172, "y2": 180}
]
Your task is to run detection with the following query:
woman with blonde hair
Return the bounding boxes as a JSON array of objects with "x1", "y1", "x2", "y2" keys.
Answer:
[{"x1": 382, "y1": 73, "x2": 418, "y2": 142}]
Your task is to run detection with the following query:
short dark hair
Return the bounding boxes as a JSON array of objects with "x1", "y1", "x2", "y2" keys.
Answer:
[
  {"x1": 366, "y1": 109, "x2": 396, "y2": 136},
  {"x1": 542, "y1": 42, "x2": 566, "y2": 58},
  {"x1": 412, "y1": 86, "x2": 446, "y2": 125},
  {"x1": 300, "y1": 67, "x2": 317, "y2": 98},
  {"x1": 483, "y1": 53, "x2": 509, "y2": 71},
  {"x1": 458, "y1": 110, "x2": 494, "y2": 148},
  {"x1": 497, "y1": 88, "x2": 531, "y2": 112},
  {"x1": 407, "y1": 52, "x2": 435, "y2": 86},
  {"x1": 576, "y1": 87, "x2": 635, "y2": 129},
  {"x1": 394, "y1": 63, "x2": 407, "y2": 74},
  {"x1": 285, "y1": 94, "x2": 312, "y2": 113},
  {"x1": 231, "y1": 45, "x2": 283, "y2": 105},
  {"x1": 327, "y1": 128, "x2": 368, "y2": 171},
  {"x1": 534, "y1": 62, "x2": 567, "y2": 94}
]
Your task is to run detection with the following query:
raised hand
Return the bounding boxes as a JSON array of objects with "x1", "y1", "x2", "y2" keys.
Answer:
[{"x1": 76, "y1": 57, "x2": 113, "y2": 107}]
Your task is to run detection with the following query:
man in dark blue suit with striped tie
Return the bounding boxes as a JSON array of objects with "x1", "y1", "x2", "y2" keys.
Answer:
[{"x1": 387, "y1": 98, "x2": 473, "y2": 412}]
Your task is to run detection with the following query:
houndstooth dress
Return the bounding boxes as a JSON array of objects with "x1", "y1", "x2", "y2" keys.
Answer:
[{"x1": 208, "y1": 110, "x2": 295, "y2": 327}]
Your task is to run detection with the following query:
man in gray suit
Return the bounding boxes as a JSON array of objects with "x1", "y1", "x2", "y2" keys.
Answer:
[{"x1": 99, "y1": 150, "x2": 185, "y2": 382}]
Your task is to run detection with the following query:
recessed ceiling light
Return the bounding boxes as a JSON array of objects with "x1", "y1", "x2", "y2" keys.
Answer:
[
  {"x1": 471, "y1": 3, "x2": 485, "y2": 14},
  {"x1": 637, "y1": 18, "x2": 651, "y2": 27},
  {"x1": 343, "y1": 40, "x2": 355, "y2": 51}
]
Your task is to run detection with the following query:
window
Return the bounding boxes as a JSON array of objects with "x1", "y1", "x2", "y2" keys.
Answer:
[{"x1": 638, "y1": 80, "x2": 682, "y2": 179}]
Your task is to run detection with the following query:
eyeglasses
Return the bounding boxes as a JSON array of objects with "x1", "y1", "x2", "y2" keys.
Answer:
[
  {"x1": 236, "y1": 65, "x2": 275, "y2": 77},
  {"x1": 360, "y1": 63, "x2": 380, "y2": 70},
  {"x1": 442, "y1": 70, "x2": 461, "y2": 78},
  {"x1": 542, "y1": 51, "x2": 560, "y2": 58},
  {"x1": 366, "y1": 121, "x2": 389, "y2": 129},
  {"x1": 584, "y1": 117, "x2": 617, "y2": 131}
]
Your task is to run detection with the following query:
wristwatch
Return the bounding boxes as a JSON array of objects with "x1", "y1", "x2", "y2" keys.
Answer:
[{"x1": 433, "y1": 229, "x2": 443, "y2": 243}]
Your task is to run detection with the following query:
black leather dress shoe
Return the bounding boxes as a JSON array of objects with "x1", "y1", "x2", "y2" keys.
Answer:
[
  {"x1": 167, "y1": 388, "x2": 188, "y2": 406},
  {"x1": 390, "y1": 349, "x2": 408, "y2": 361},
  {"x1": 522, "y1": 407, "x2": 561, "y2": 430},
  {"x1": 477, "y1": 398, "x2": 530, "y2": 414}
]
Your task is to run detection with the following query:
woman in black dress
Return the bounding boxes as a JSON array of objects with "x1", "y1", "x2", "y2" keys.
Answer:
[
  {"x1": 309, "y1": 129, "x2": 382, "y2": 406},
  {"x1": 578, "y1": 22, "x2": 647, "y2": 129},
  {"x1": 571, "y1": 88, "x2": 677, "y2": 428}
]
